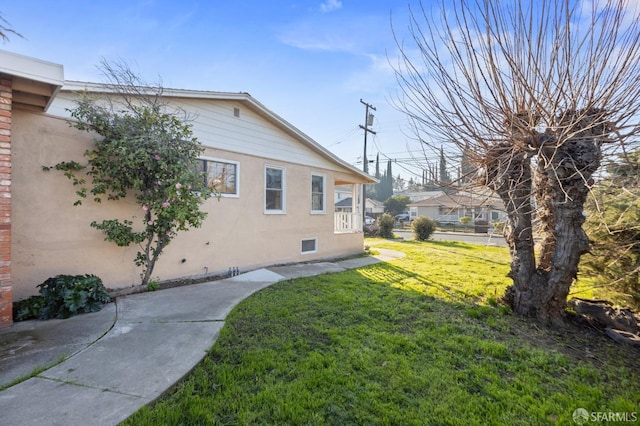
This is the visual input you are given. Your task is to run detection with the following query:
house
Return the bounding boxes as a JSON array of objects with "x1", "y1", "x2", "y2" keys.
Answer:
[
  {"x1": 334, "y1": 184, "x2": 353, "y2": 203},
  {"x1": 334, "y1": 197, "x2": 383, "y2": 218},
  {"x1": 396, "y1": 190, "x2": 445, "y2": 203},
  {"x1": 365, "y1": 198, "x2": 385, "y2": 216},
  {"x1": 408, "y1": 192, "x2": 506, "y2": 224},
  {"x1": 0, "y1": 50, "x2": 375, "y2": 328}
]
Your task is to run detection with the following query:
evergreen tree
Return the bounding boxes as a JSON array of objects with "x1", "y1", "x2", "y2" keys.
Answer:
[
  {"x1": 583, "y1": 150, "x2": 640, "y2": 307},
  {"x1": 439, "y1": 146, "x2": 451, "y2": 184}
]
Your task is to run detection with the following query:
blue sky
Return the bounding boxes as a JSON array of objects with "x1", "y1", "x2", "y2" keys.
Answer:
[{"x1": 1, "y1": 0, "x2": 428, "y2": 181}]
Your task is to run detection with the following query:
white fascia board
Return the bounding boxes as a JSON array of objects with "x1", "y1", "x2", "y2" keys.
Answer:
[{"x1": 0, "y1": 50, "x2": 64, "y2": 86}]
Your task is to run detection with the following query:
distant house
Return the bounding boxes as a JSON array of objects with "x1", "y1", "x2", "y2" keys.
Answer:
[
  {"x1": 335, "y1": 197, "x2": 383, "y2": 219},
  {"x1": 334, "y1": 184, "x2": 353, "y2": 203},
  {"x1": 366, "y1": 198, "x2": 384, "y2": 216},
  {"x1": 0, "y1": 50, "x2": 376, "y2": 328},
  {"x1": 397, "y1": 190, "x2": 445, "y2": 203},
  {"x1": 408, "y1": 192, "x2": 505, "y2": 224},
  {"x1": 335, "y1": 197, "x2": 355, "y2": 213}
]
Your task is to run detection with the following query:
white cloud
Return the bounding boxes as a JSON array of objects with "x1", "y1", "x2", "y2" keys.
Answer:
[
  {"x1": 320, "y1": 0, "x2": 342, "y2": 13},
  {"x1": 277, "y1": 19, "x2": 358, "y2": 52}
]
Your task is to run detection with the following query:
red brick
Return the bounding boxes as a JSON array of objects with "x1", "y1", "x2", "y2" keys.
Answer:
[
  {"x1": 0, "y1": 295, "x2": 12, "y2": 328},
  {"x1": 0, "y1": 285, "x2": 11, "y2": 297}
]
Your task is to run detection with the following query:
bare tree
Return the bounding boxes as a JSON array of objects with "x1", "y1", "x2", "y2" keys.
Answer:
[
  {"x1": 0, "y1": 13, "x2": 22, "y2": 42},
  {"x1": 392, "y1": 0, "x2": 640, "y2": 326}
]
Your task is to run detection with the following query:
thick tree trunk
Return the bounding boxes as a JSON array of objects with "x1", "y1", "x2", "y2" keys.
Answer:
[
  {"x1": 485, "y1": 143, "x2": 544, "y2": 320},
  {"x1": 486, "y1": 113, "x2": 604, "y2": 326},
  {"x1": 531, "y1": 137, "x2": 601, "y2": 324}
]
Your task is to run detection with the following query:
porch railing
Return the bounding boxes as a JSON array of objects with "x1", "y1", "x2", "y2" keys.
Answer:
[{"x1": 334, "y1": 212, "x2": 362, "y2": 233}]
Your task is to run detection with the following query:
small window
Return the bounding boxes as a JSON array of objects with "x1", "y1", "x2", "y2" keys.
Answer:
[
  {"x1": 301, "y1": 238, "x2": 317, "y2": 254},
  {"x1": 311, "y1": 174, "x2": 325, "y2": 213},
  {"x1": 265, "y1": 166, "x2": 285, "y2": 213},
  {"x1": 194, "y1": 158, "x2": 239, "y2": 197}
]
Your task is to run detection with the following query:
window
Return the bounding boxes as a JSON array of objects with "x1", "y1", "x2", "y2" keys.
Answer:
[
  {"x1": 265, "y1": 166, "x2": 285, "y2": 213},
  {"x1": 194, "y1": 158, "x2": 239, "y2": 197},
  {"x1": 311, "y1": 174, "x2": 325, "y2": 213},
  {"x1": 301, "y1": 238, "x2": 317, "y2": 254}
]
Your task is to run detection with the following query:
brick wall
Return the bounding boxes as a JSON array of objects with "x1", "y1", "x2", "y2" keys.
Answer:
[{"x1": 0, "y1": 77, "x2": 12, "y2": 328}]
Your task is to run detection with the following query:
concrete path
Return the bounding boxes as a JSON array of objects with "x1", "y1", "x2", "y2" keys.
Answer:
[{"x1": 0, "y1": 248, "x2": 403, "y2": 426}]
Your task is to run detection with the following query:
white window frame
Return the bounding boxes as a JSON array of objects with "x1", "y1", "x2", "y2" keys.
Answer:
[
  {"x1": 310, "y1": 173, "x2": 326, "y2": 214},
  {"x1": 197, "y1": 157, "x2": 240, "y2": 198},
  {"x1": 265, "y1": 165, "x2": 286, "y2": 214},
  {"x1": 301, "y1": 237, "x2": 318, "y2": 254}
]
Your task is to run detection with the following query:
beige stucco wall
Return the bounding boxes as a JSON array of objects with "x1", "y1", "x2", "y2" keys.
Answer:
[{"x1": 12, "y1": 109, "x2": 365, "y2": 300}]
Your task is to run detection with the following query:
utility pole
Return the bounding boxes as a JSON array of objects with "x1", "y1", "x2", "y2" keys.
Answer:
[{"x1": 359, "y1": 99, "x2": 376, "y2": 229}]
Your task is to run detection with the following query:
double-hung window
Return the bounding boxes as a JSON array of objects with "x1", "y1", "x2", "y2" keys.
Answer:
[
  {"x1": 265, "y1": 166, "x2": 285, "y2": 213},
  {"x1": 194, "y1": 158, "x2": 239, "y2": 197},
  {"x1": 311, "y1": 174, "x2": 325, "y2": 213}
]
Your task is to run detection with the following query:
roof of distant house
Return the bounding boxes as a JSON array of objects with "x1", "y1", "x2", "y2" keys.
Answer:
[
  {"x1": 408, "y1": 192, "x2": 502, "y2": 208},
  {"x1": 335, "y1": 197, "x2": 353, "y2": 207}
]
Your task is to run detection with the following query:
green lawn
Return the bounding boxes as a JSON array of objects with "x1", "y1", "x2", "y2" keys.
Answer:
[{"x1": 125, "y1": 240, "x2": 639, "y2": 425}]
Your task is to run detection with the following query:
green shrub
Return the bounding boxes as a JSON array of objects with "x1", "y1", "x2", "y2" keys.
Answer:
[
  {"x1": 13, "y1": 274, "x2": 111, "y2": 321},
  {"x1": 13, "y1": 295, "x2": 45, "y2": 321},
  {"x1": 412, "y1": 216, "x2": 437, "y2": 241},
  {"x1": 378, "y1": 213, "x2": 395, "y2": 238}
]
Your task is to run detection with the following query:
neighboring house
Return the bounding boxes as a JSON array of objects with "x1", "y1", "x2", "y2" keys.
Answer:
[
  {"x1": 335, "y1": 197, "x2": 355, "y2": 213},
  {"x1": 334, "y1": 197, "x2": 383, "y2": 216},
  {"x1": 366, "y1": 198, "x2": 384, "y2": 216},
  {"x1": 408, "y1": 192, "x2": 506, "y2": 224},
  {"x1": 396, "y1": 190, "x2": 445, "y2": 203},
  {"x1": 0, "y1": 50, "x2": 375, "y2": 328},
  {"x1": 334, "y1": 184, "x2": 353, "y2": 203}
]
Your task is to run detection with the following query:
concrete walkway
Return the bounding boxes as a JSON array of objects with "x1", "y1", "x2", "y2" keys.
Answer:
[{"x1": 0, "y1": 248, "x2": 404, "y2": 426}]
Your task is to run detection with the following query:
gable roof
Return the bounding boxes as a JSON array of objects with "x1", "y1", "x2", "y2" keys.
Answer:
[
  {"x1": 367, "y1": 198, "x2": 384, "y2": 207},
  {"x1": 409, "y1": 192, "x2": 502, "y2": 208},
  {"x1": 61, "y1": 81, "x2": 376, "y2": 184},
  {"x1": 335, "y1": 197, "x2": 354, "y2": 207}
]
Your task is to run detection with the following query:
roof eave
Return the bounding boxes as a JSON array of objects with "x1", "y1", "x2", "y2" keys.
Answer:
[
  {"x1": 0, "y1": 50, "x2": 64, "y2": 111},
  {"x1": 61, "y1": 81, "x2": 377, "y2": 184}
]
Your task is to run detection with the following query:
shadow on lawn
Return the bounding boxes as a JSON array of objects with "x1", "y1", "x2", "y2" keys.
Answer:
[
  {"x1": 402, "y1": 239, "x2": 510, "y2": 268},
  {"x1": 354, "y1": 260, "x2": 480, "y2": 304}
]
